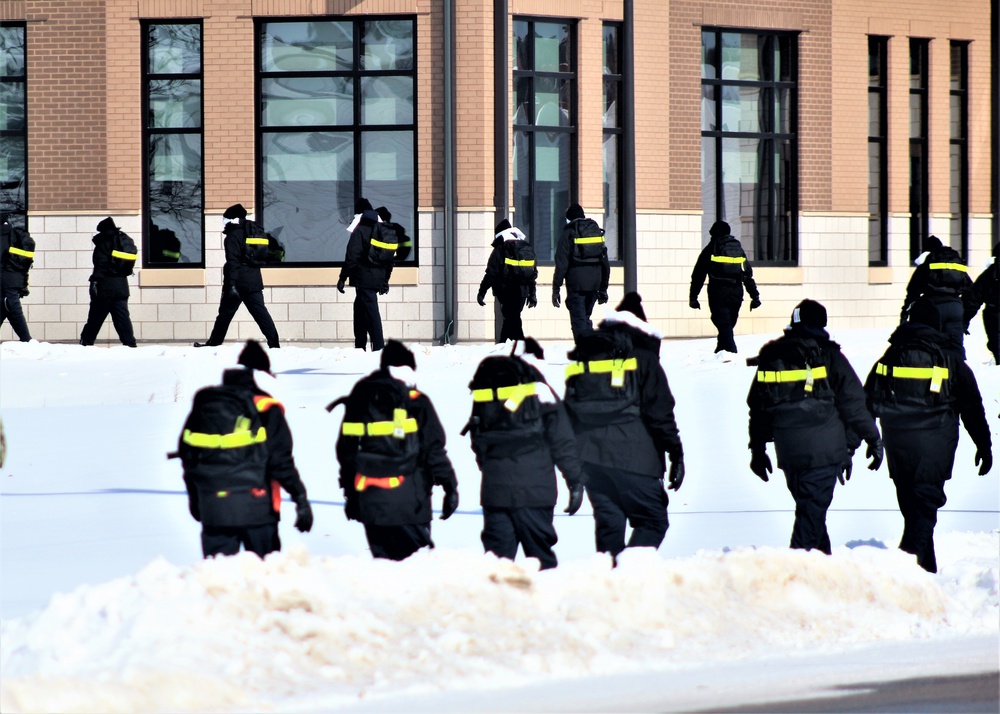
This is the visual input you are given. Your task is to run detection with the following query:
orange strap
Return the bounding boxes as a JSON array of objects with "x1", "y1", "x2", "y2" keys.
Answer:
[{"x1": 354, "y1": 474, "x2": 406, "y2": 492}]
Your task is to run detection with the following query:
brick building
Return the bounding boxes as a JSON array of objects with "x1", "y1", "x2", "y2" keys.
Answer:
[{"x1": 0, "y1": 0, "x2": 994, "y2": 345}]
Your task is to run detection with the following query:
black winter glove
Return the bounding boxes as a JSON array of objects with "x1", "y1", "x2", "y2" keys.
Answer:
[
  {"x1": 564, "y1": 483, "x2": 585, "y2": 515},
  {"x1": 344, "y1": 493, "x2": 360, "y2": 521},
  {"x1": 378, "y1": 283, "x2": 389, "y2": 295},
  {"x1": 838, "y1": 460, "x2": 853, "y2": 486},
  {"x1": 866, "y1": 438, "x2": 884, "y2": 471},
  {"x1": 294, "y1": 496, "x2": 314, "y2": 533},
  {"x1": 336, "y1": 279, "x2": 346, "y2": 294},
  {"x1": 689, "y1": 297, "x2": 700, "y2": 310},
  {"x1": 668, "y1": 458, "x2": 685, "y2": 491},
  {"x1": 19, "y1": 288, "x2": 29, "y2": 298},
  {"x1": 750, "y1": 298, "x2": 762, "y2": 311},
  {"x1": 89, "y1": 281, "x2": 98, "y2": 300},
  {"x1": 975, "y1": 447, "x2": 993, "y2": 476},
  {"x1": 477, "y1": 289, "x2": 487, "y2": 307},
  {"x1": 527, "y1": 293, "x2": 537, "y2": 309},
  {"x1": 440, "y1": 489, "x2": 459, "y2": 520},
  {"x1": 750, "y1": 449, "x2": 772, "y2": 482},
  {"x1": 597, "y1": 290, "x2": 609, "y2": 305},
  {"x1": 552, "y1": 287, "x2": 561, "y2": 308}
]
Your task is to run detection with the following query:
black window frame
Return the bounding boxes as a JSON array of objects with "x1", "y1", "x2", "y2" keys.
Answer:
[
  {"x1": 909, "y1": 38, "x2": 930, "y2": 261},
  {"x1": 0, "y1": 22, "x2": 27, "y2": 230},
  {"x1": 602, "y1": 21, "x2": 623, "y2": 263},
  {"x1": 868, "y1": 35, "x2": 889, "y2": 267},
  {"x1": 949, "y1": 40, "x2": 969, "y2": 259},
  {"x1": 255, "y1": 16, "x2": 419, "y2": 268}
]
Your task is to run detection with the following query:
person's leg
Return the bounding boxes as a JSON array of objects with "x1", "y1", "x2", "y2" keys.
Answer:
[
  {"x1": 481, "y1": 507, "x2": 519, "y2": 561},
  {"x1": 108, "y1": 298, "x2": 136, "y2": 347},
  {"x1": 241, "y1": 288, "x2": 280, "y2": 348},
  {"x1": 353, "y1": 289, "x2": 368, "y2": 349},
  {"x1": 620, "y1": 474, "x2": 669, "y2": 550},
  {"x1": 356, "y1": 288, "x2": 384, "y2": 351},
  {"x1": 241, "y1": 523, "x2": 282, "y2": 559},
  {"x1": 565, "y1": 290, "x2": 595, "y2": 342},
  {"x1": 205, "y1": 283, "x2": 242, "y2": 346},
  {"x1": 200, "y1": 526, "x2": 242, "y2": 558},
  {"x1": 499, "y1": 294, "x2": 526, "y2": 342},
  {"x1": 784, "y1": 464, "x2": 839, "y2": 554},
  {"x1": 511, "y1": 506, "x2": 559, "y2": 570},
  {"x1": 365, "y1": 523, "x2": 432, "y2": 560},
  {"x1": 1, "y1": 288, "x2": 31, "y2": 341},
  {"x1": 80, "y1": 297, "x2": 111, "y2": 345},
  {"x1": 708, "y1": 299, "x2": 738, "y2": 353},
  {"x1": 584, "y1": 465, "x2": 627, "y2": 557},
  {"x1": 895, "y1": 479, "x2": 947, "y2": 573}
]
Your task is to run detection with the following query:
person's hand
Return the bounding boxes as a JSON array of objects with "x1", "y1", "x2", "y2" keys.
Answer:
[
  {"x1": 750, "y1": 298, "x2": 762, "y2": 311},
  {"x1": 336, "y1": 279, "x2": 346, "y2": 294},
  {"x1": 838, "y1": 460, "x2": 853, "y2": 486},
  {"x1": 378, "y1": 282, "x2": 389, "y2": 295},
  {"x1": 668, "y1": 458, "x2": 685, "y2": 491},
  {"x1": 552, "y1": 288, "x2": 561, "y2": 308},
  {"x1": 975, "y1": 447, "x2": 993, "y2": 476},
  {"x1": 89, "y1": 281, "x2": 98, "y2": 300},
  {"x1": 294, "y1": 496, "x2": 314, "y2": 533},
  {"x1": 564, "y1": 483, "x2": 585, "y2": 515},
  {"x1": 866, "y1": 438, "x2": 884, "y2": 471},
  {"x1": 597, "y1": 290, "x2": 609, "y2": 305},
  {"x1": 689, "y1": 297, "x2": 700, "y2": 310},
  {"x1": 477, "y1": 290, "x2": 487, "y2": 307},
  {"x1": 344, "y1": 493, "x2": 360, "y2": 521},
  {"x1": 750, "y1": 449, "x2": 772, "y2": 482},
  {"x1": 527, "y1": 294, "x2": 537, "y2": 309},
  {"x1": 440, "y1": 489, "x2": 459, "y2": 520}
]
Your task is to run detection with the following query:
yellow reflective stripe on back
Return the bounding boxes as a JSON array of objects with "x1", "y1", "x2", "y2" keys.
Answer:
[
  {"x1": 371, "y1": 238, "x2": 398, "y2": 250},
  {"x1": 928, "y1": 262, "x2": 968, "y2": 272},
  {"x1": 182, "y1": 426, "x2": 267, "y2": 449},
  {"x1": 245, "y1": 238, "x2": 269, "y2": 246},
  {"x1": 565, "y1": 362, "x2": 585, "y2": 378},
  {"x1": 756, "y1": 365, "x2": 828, "y2": 392},
  {"x1": 875, "y1": 363, "x2": 949, "y2": 393},
  {"x1": 342, "y1": 416, "x2": 418, "y2": 438},
  {"x1": 111, "y1": 250, "x2": 137, "y2": 261},
  {"x1": 504, "y1": 257, "x2": 535, "y2": 267},
  {"x1": 573, "y1": 236, "x2": 604, "y2": 245},
  {"x1": 566, "y1": 358, "x2": 637, "y2": 387},
  {"x1": 342, "y1": 422, "x2": 365, "y2": 436},
  {"x1": 710, "y1": 255, "x2": 745, "y2": 264},
  {"x1": 472, "y1": 388, "x2": 495, "y2": 402},
  {"x1": 8, "y1": 247, "x2": 34, "y2": 258}
]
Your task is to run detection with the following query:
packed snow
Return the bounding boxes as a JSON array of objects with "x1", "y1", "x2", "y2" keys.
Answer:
[{"x1": 0, "y1": 320, "x2": 998, "y2": 713}]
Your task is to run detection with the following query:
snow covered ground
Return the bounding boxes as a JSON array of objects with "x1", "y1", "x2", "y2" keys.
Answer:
[{"x1": 0, "y1": 318, "x2": 997, "y2": 713}]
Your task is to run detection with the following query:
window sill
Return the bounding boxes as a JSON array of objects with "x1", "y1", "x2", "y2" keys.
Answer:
[
  {"x1": 138, "y1": 268, "x2": 206, "y2": 287},
  {"x1": 752, "y1": 267, "x2": 803, "y2": 285},
  {"x1": 868, "y1": 266, "x2": 894, "y2": 285},
  {"x1": 137, "y1": 266, "x2": 420, "y2": 288}
]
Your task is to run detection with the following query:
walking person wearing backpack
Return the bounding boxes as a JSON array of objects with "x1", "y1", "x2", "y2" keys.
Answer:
[
  {"x1": 1, "y1": 214, "x2": 34, "y2": 342},
  {"x1": 337, "y1": 198, "x2": 395, "y2": 351},
  {"x1": 463, "y1": 337, "x2": 586, "y2": 570},
  {"x1": 552, "y1": 204, "x2": 610, "y2": 342},
  {"x1": 863, "y1": 298, "x2": 992, "y2": 572},
  {"x1": 964, "y1": 242, "x2": 999, "y2": 364},
  {"x1": 177, "y1": 340, "x2": 313, "y2": 559},
  {"x1": 747, "y1": 299, "x2": 883, "y2": 555},
  {"x1": 79, "y1": 217, "x2": 137, "y2": 347},
  {"x1": 900, "y1": 235, "x2": 974, "y2": 358},
  {"x1": 689, "y1": 221, "x2": 761, "y2": 356},
  {"x1": 195, "y1": 204, "x2": 280, "y2": 349},
  {"x1": 331, "y1": 340, "x2": 459, "y2": 561},
  {"x1": 563, "y1": 293, "x2": 685, "y2": 562},
  {"x1": 477, "y1": 219, "x2": 538, "y2": 343}
]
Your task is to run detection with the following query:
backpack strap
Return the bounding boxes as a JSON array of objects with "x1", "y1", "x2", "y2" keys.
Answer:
[
  {"x1": 756, "y1": 364, "x2": 828, "y2": 393},
  {"x1": 341, "y1": 408, "x2": 418, "y2": 439},
  {"x1": 875, "y1": 363, "x2": 949, "y2": 394},
  {"x1": 565, "y1": 357, "x2": 638, "y2": 388}
]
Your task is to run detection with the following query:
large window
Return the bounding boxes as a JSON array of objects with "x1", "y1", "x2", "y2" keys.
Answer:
[
  {"x1": 513, "y1": 18, "x2": 576, "y2": 262},
  {"x1": 868, "y1": 36, "x2": 888, "y2": 266},
  {"x1": 702, "y1": 30, "x2": 797, "y2": 264},
  {"x1": 0, "y1": 23, "x2": 27, "y2": 229},
  {"x1": 602, "y1": 23, "x2": 622, "y2": 262},
  {"x1": 142, "y1": 22, "x2": 204, "y2": 266},
  {"x1": 949, "y1": 41, "x2": 968, "y2": 258},
  {"x1": 257, "y1": 18, "x2": 416, "y2": 265},
  {"x1": 909, "y1": 38, "x2": 929, "y2": 261}
]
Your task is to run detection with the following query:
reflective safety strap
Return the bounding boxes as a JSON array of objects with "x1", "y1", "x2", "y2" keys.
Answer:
[
  {"x1": 504, "y1": 257, "x2": 535, "y2": 267},
  {"x1": 928, "y1": 262, "x2": 968, "y2": 272},
  {"x1": 254, "y1": 396, "x2": 282, "y2": 413},
  {"x1": 111, "y1": 250, "x2": 137, "y2": 261},
  {"x1": 245, "y1": 237, "x2": 269, "y2": 246},
  {"x1": 710, "y1": 255, "x2": 745, "y2": 264},
  {"x1": 573, "y1": 236, "x2": 604, "y2": 245},
  {"x1": 371, "y1": 238, "x2": 398, "y2": 250},
  {"x1": 471, "y1": 382, "x2": 540, "y2": 411},
  {"x1": 401, "y1": 240, "x2": 413, "y2": 247},
  {"x1": 875, "y1": 363, "x2": 949, "y2": 393},
  {"x1": 8, "y1": 247, "x2": 34, "y2": 259},
  {"x1": 182, "y1": 426, "x2": 267, "y2": 449},
  {"x1": 355, "y1": 474, "x2": 406, "y2": 492},
  {"x1": 565, "y1": 358, "x2": 638, "y2": 387},
  {"x1": 162, "y1": 250, "x2": 181, "y2": 259},
  {"x1": 342, "y1": 409, "x2": 418, "y2": 439},
  {"x1": 756, "y1": 365, "x2": 829, "y2": 393}
]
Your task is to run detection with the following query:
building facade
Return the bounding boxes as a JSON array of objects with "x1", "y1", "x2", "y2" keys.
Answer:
[{"x1": 0, "y1": 0, "x2": 994, "y2": 345}]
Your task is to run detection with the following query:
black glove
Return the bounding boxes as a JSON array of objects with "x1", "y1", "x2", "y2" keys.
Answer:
[
  {"x1": 344, "y1": 493, "x2": 360, "y2": 521},
  {"x1": 336, "y1": 279, "x2": 346, "y2": 294},
  {"x1": 294, "y1": 496, "x2": 314, "y2": 533},
  {"x1": 89, "y1": 281, "x2": 98, "y2": 300},
  {"x1": 527, "y1": 293, "x2": 537, "y2": 309},
  {"x1": 866, "y1": 438, "x2": 884, "y2": 471},
  {"x1": 838, "y1": 460, "x2": 853, "y2": 486},
  {"x1": 689, "y1": 297, "x2": 700, "y2": 310},
  {"x1": 667, "y1": 458, "x2": 685, "y2": 491},
  {"x1": 597, "y1": 290, "x2": 609, "y2": 305},
  {"x1": 552, "y1": 288, "x2": 561, "y2": 308},
  {"x1": 975, "y1": 447, "x2": 993, "y2": 476},
  {"x1": 378, "y1": 283, "x2": 389, "y2": 295},
  {"x1": 224, "y1": 281, "x2": 239, "y2": 300},
  {"x1": 750, "y1": 449, "x2": 772, "y2": 482},
  {"x1": 477, "y1": 290, "x2": 487, "y2": 307},
  {"x1": 440, "y1": 489, "x2": 459, "y2": 520},
  {"x1": 750, "y1": 298, "x2": 762, "y2": 311},
  {"x1": 19, "y1": 288, "x2": 29, "y2": 298},
  {"x1": 564, "y1": 483, "x2": 585, "y2": 515}
]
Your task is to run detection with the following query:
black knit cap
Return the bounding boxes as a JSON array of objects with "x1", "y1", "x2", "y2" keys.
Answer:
[
  {"x1": 906, "y1": 297, "x2": 941, "y2": 331},
  {"x1": 376, "y1": 206, "x2": 392, "y2": 222},
  {"x1": 223, "y1": 204, "x2": 247, "y2": 220},
  {"x1": 922, "y1": 234, "x2": 943, "y2": 253},
  {"x1": 97, "y1": 216, "x2": 118, "y2": 233},
  {"x1": 616, "y1": 292, "x2": 647, "y2": 322},
  {"x1": 237, "y1": 339, "x2": 271, "y2": 373},
  {"x1": 381, "y1": 340, "x2": 416, "y2": 371},
  {"x1": 709, "y1": 221, "x2": 731, "y2": 239},
  {"x1": 566, "y1": 204, "x2": 585, "y2": 221},
  {"x1": 495, "y1": 218, "x2": 512, "y2": 235},
  {"x1": 791, "y1": 299, "x2": 827, "y2": 329},
  {"x1": 355, "y1": 198, "x2": 373, "y2": 214}
]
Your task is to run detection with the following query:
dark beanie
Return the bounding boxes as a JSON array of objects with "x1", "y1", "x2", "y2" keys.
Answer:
[
  {"x1": 237, "y1": 340, "x2": 271, "y2": 373},
  {"x1": 97, "y1": 217, "x2": 118, "y2": 233},
  {"x1": 906, "y1": 297, "x2": 941, "y2": 330},
  {"x1": 709, "y1": 221, "x2": 731, "y2": 239},
  {"x1": 616, "y1": 292, "x2": 647, "y2": 322},
  {"x1": 790, "y1": 299, "x2": 827, "y2": 329},
  {"x1": 381, "y1": 340, "x2": 416, "y2": 371},
  {"x1": 376, "y1": 206, "x2": 392, "y2": 223},
  {"x1": 223, "y1": 204, "x2": 247, "y2": 220},
  {"x1": 355, "y1": 198, "x2": 373, "y2": 214},
  {"x1": 565, "y1": 204, "x2": 585, "y2": 221},
  {"x1": 495, "y1": 218, "x2": 512, "y2": 235},
  {"x1": 922, "y1": 234, "x2": 943, "y2": 253}
]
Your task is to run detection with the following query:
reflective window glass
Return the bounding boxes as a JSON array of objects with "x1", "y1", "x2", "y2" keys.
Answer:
[{"x1": 262, "y1": 22, "x2": 352, "y2": 72}]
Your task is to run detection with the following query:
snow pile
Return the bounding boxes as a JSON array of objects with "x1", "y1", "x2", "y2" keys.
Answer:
[{"x1": 3, "y1": 534, "x2": 997, "y2": 714}]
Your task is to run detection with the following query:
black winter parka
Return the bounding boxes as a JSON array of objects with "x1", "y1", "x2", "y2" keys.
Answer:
[
  {"x1": 479, "y1": 235, "x2": 536, "y2": 301},
  {"x1": 688, "y1": 236, "x2": 760, "y2": 305},
  {"x1": 338, "y1": 212, "x2": 393, "y2": 291},
  {"x1": 89, "y1": 228, "x2": 130, "y2": 300},
  {"x1": 0, "y1": 223, "x2": 28, "y2": 292},
  {"x1": 553, "y1": 220, "x2": 610, "y2": 293}
]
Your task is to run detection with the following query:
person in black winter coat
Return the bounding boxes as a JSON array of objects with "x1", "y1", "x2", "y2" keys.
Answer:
[
  {"x1": 80, "y1": 217, "x2": 136, "y2": 347},
  {"x1": 747, "y1": 299, "x2": 883, "y2": 555},
  {"x1": 464, "y1": 338, "x2": 586, "y2": 570},
  {"x1": 964, "y1": 242, "x2": 999, "y2": 364},
  {"x1": 689, "y1": 220, "x2": 761, "y2": 355},
  {"x1": 563, "y1": 293, "x2": 685, "y2": 560},
  {"x1": 334, "y1": 340, "x2": 459, "y2": 561},
  {"x1": 180, "y1": 340, "x2": 313, "y2": 559},
  {"x1": 0, "y1": 215, "x2": 32, "y2": 342},
  {"x1": 337, "y1": 198, "x2": 392, "y2": 351},
  {"x1": 900, "y1": 235, "x2": 974, "y2": 358},
  {"x1": 864, "y1": 298, "x2": 992, "y2": 572},
  {"x1": 196, "y1": 204, "x2": 280, "y2": 349},
  {"x1": 477, "y1": 219, "x2": 538, "y2": 343},
  {"x1": 552, "y1": 204, "x2": 611, "y2": 342}
]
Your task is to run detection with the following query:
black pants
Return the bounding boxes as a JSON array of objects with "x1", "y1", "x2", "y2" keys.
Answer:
[
  {"x1": 1, "y1": 287, "x2": 31, "y2": 341},
  {"x1": 931, "y1": 295, "x2": 966, "y2": 359},
  {"x1": 565, "y1": 290, "x2": 598, "y2": 343},
  {"x1": 498, "y1": 296, "x2": 526, "y2": 343},
  {"x1": 80, "y1": 295, "x2": 136, "y2": 347},
  {"x1": 584, "y1": 464, "x2": 668, "y2": 557},
  {"x1": 353, "y1": 287, "x2": 384, "y2": 350},
  {"x1": 364, "y1": 522, "x2": 432, "y2": 561},
  {"x1": 481, "y1": 506, "x2": 559, "y2": 570},
  {"x1": 708, "y1": 283, "x2": 742, "y2": 353},
  {"x1": 894, "y1": 479, "x2": 947, "y2": 573},
  {"x1": 983, "y1": 305, "x2": 998, "y2": 363},
  {"x1": 783, "y1": 464, "x2": 839, "y2": 555},
  {"x1": 201, "y1": 523, "x2": 281, "y2": 559},
  {"x1": 207, "y1": 283, "x2": 279, "y2": 348}
]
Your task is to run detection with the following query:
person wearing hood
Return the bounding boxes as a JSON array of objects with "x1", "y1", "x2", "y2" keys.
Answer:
[
  {"x1": 552, "y1": 204, "x2": 611, "y2": 342},
  {"x1": 747, "y1": 299, "x2": 883, "y2": 555},
  {"x1": 0, "y1": 214, "x2": 33, "y2": 342},
  {"x1": 337, "y1": 198, "x2": 392, "y2": 351},
  {"x1": 195, "y1": 204, "x2": 280, "y2": 349},
  {"x1": 689, "y1": 220, "x2": 761, "y2": 355},
  {"x1": 964, "y1": 242, "x2": 999, "y2": 364},
  {"x1": 332, "y1": 340, "x2": 459, "y2": 560},
  {"x1": 562, "y1": 293, "x2": 685, "y2": 561},
  {"x1": 900, "y1": 235, "x2": 974, "y2": 358},
  {"x1": 864, "y1": 298, "x2": 992, "y2": 572},
  {"x1": 80, "y1": 217, "x2": 137, "y2": 347},
  {"x1": 477, "y1": 218, "x2": 538, "y2": 343},
  {"x1": 177, "y1": 340, "x2": 313, "y2": 559},
  {"x1": 463, "y1": 337, "x2": 585, "y2": 570}
]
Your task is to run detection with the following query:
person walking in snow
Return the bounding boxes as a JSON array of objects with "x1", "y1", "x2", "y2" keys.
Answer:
[
  {"x1": 563, "y1": 293, "x2": 685, "y2": 562},
  {"x1": 337, "y1": 198, "x2": 394, "y2": 351},
  {"x1": 689, "y1": 220, "x2": 761, "y2": 356},
  {"x1": 900, "y1": 235, "x2": 974, "y2": 358},
  {"x1": 552, "y1": 204, "x2": 610, "y2": 342},
  {"x1": 864, "y1": 297, "x2": 992, "y2": 572},
  {"x1": 477, "y1": 219, "x2": 538, "y2": 343},
  {"x1": 0, "y1": 214, "x2": 34, "y2": 342},
  {"x1": 747, "y1": 299, "x2": 883, "y2": 555},
  {"x1": 331, "y1": 340, "x2": 459, "y2": 561},
  {"x1": 462, "y1": 337, "x2": 586, "y2": 570},
  {"x1": 963, "y1": 242, "x2": 999, "y2": 364},
  {"x1": 177, "y1": 340, "x2": 313, "y2": 559},
  {"x1": 79, "y1": 217, "x2": 137, "y2": 348}
]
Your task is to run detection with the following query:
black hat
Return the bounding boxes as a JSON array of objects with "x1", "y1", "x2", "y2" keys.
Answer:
[
  {"x1": 237, "y1": 340, "x2": 271, "y2": 373},
  {"x1": 355, "y1": 198, "x2": 373, "y2": 214},
  {"x1": 495, "y1": 218, "x2": 512, "y2": 235},
  {"x1": 566, "y1": 204, "x2": 585, "y2": 221},
  {"x1": 790, "y1": 299, "x2": 827, "y2": 329},
  {"x1": 709, "y1": 221, "x2": 731, "y2": 239},
  {"x1": 223, "y1": 204, "x2": 247, "y2": 220},
  {"x1": 376, "y1": 206, "x2": 392, "y2": 223},
  {"x1": 906, "y1": 297, "x2": 941, "y2": 330},
  {"x1": 381, "y1": 340, "x2": 416, "y2": 371},
  {"x1": 616, "y1": 292, "x2": 647, "y2": 322},
  {"x1": 922, "y1": 235, "x2": 943, "y2": 253},
  {"x1": 97, "y1": 217, "x2": 118, "y2": 233}
]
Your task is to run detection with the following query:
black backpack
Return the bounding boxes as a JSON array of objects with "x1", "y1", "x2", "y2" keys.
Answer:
[
  {"x1": 242, "y1": 220, "x2": 272, "y2": 266},
  {"x1": 563, "y1": 329, "x2": 641, "y2": 426},
  {"x1": 869, "y1": 338, "x2": 953, "y2": 419},
  {"x1": 753, "y1": 338, "x2": 836, "y2": 429},
  {"x1": 2, "y1": 224, "x2": 35, "y2": 274},
  {"x1": 367, "y1": 222, "x2": 402, "y2": 268},
  {"x1": 502, "y1": 239, "x2": 538, "y2": 285},
  {"x1": 708, "y1": 236, "x2": 746, "y2": 281},
  {"x1": 462, "y1": 355, "x2": 546, "y2": 455},
  {"x1": 926, "y1": 247, "x2": 968, "y2": 292},
  {"x1": 570, "y1": 218, "x2": 606, "y2": 264},
  {"x1": 110, "y1": 230, "x2": 138, "y2": 276}
]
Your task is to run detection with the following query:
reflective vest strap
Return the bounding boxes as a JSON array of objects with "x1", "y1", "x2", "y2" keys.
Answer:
[
  {"x1": 354, "y1": 474, "x2": 405, "y2": 492},
  {"x1": 756, "y1": 365, "x2": 828, "y2": 392},
  {"x1": 573, "y1": 236, "x2": 604, "y2": 245},
  {"x1": 111, "y1": 250, "x2": 137, "y2": 261},
  {"x1": 182, "y1": 426, "x2": 267, "y2": 449},
  {"x1": 254, "y1": 395, "x2": 284, "y2": 413},
  {"x1": 567, "y1": 357, "x2": 638, "y2": 388},
  {"x1": 710, "y1": 255, "x2": 745, "y2": 264},
  {"x1": 565, "y1": 362, "x2": 586, "y2": 379},
  {"x1": 8, "y1": 246, "x2": 33, "y2": 258},
  {"x1": 877, "y1": 363, "x2": 949, "y2": 394},
  {"x1": 371, "y1": 238, "x2": 398, "y2": 250},
  {"x1": 928, "y1": 262, "x2": 968, "y2": 272},
  {"x1": 341, "y1": 414, "x2": 418, "y2": 438},
  {"x1": 342, "y1": 422, "x2": 365, "y2": 437},
  {"x1": 504, "y1": 257, "x2": 535, "y2": 267},
  {"x1": 245, "y1": 237, "x2": 269, "y2": 246}
]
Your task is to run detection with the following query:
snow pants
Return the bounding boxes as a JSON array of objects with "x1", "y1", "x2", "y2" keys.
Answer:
[
  {"x1": 708, "y1": 281, "x2": 743, "y2": 354},
  {"x1": 353, "y1": 287, "x2": 384, "y2": 351},
  {"x1": 565, "y1": 290, "x2": 598, "y2": 343},
  {"x1": 782, "y1": 463, "x2": 838, "y2": 555},
  {"x1": 1, "y1": 287, "x2": 31, "y2": 341},
  {"x1": 80, "y1": 295, "x2": 136, "y2": 347},
  {"x1": 201, "y1": 523, "x2": 280, "y2": 559},
  {"x1": 498, "y1": 294, "x2": 526, "y2": 343},
  {"x1": 584, "y1": 464, "x2": 668, "y2": 557},
  {"x1": 481, "y1": 506, "x2": 558, "y2": 570},
  {"x1": 893, "y1": 479, "x2": 947, "y2": 573},
  {"x1": 207, "y1": 282, "x2": 280, "y2": 348},
  {"x1": 364, "y1": 522, "x2": 433, "y2": 561}
]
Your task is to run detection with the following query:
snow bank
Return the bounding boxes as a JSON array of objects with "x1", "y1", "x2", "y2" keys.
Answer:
[{"x1": 3, "y1": 533, "x2": 997, "y2": 714}]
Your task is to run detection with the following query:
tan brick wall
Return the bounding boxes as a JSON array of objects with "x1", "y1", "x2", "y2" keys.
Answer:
[{"x1": 453, "y1": 0, "x2": 493, "y2": 209}]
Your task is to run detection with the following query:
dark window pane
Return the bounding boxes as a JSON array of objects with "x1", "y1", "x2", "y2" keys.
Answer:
[
  {"x1": 147, "y1": 133, "x2": 202, "y2": 264},
  {"x1": 533, "y1": 77, "x2": 570, "y2": 127},
  {"x1": 513, "y1": 76, "x2": 532, "y2": 124},
  {"x1": 776, "y1": 35, "x2": 793, "y2": 82},
  {"x1": 701, "y1": 84, "x2": 716, "y2": 131},
  {"x1": 0, "y1": 26, "x2": 26, "y2": 76},
  {"x1": 148, "y1": 24, "x2": 200, "y2": 74},
  {"x1": 909, "y1": 93, "x2": 923, "y2": 138},
  {"x1": 774, "y1": 88, "x2": 790, "y2": 133},
  {"x1": 604, "y1": 79, "x2": 619, "y2": 129},
  {"x1": 262, "y1": 76, "x2": 352, "y2": 127},
  {"x1": 722, "y1": 85, "x2": 759, "y2": 133},
  {"x1": 532, "y1": 131, "x2": 571, "y2": 261},
  {"x1": 721, "y1": 33, "x2": 761, "y2": 81},
  {"x1": 950, "y1": 94, "x2": 962, "y2": 139},
  {"x1": 701, "y1": 31, "x2": 716, "y2": 79},
  {"x1": 534, "y1": 22, "x2": 570, "y2": 72},
  {"x1": 362, "y1": 131, "x2": 414, "y2": 237},
  {"x1": 701, "y1": 137, "x2": 717, "y2": 239},
  {"x1": 950, "y1": 43, "x2": 962, "y2": 90},
  {"x1": 602, "y1": 132, "x2": 620, "y2": 261},
  {"x1": 262, "y1": 22, "x2": 352, "y2": 72},
  {"x1": 513, "y1": 129, "x2": 530, "y2": 224},
  {"x1": 603, "y1": 25, "x2": 619, "y2": 75},
  {"x1": 910, "y1": 41, "x2": 924, "y2": 88},
  {"x1": 0, "y1": 135, "x2": 25, "y2": 189},
  {"x1": 361, "y1": 76, "x2": 413, "y2": 125},
  {"x1": 950, "y1": 143, "x2": 962, "y2": 213},
  {"x1": 513, "y1": 21, "x2": 530, "y2": 71},
  {"x1": 362, "y1": 20, "x2": 413, "y2": 71},
  {"x1": 149, "y1": 79, "x2": 201, "y2": 128},
  {"x1": 0, "y1": 81, "x2": 25, "y2": 131},
  {"x1": 868, "y1": 90, "x2": 880, "y2": 137}
]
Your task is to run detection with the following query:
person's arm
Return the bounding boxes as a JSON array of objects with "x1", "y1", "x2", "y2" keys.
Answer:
[
  {"x1": 901, "y1": 265, "x2": 928, "y2": 320},
  {"x1": 417, "y1": 394, "x2": 458, "y2": 493},
  {"x1": 260, "y1": 403, "x2": 307, "y2": 502},
  {"x1": 600, "y1": 247, "x2": 611, "y2": 292},
  {"x1": 639, "y1": 354, "x2": 683, "y2": 462},
  {"x1": 689, "y1": 244, "x2": 711, "y2": 305},
  {"x1": 742, "y1": 256, "x2": 761, "y2": 303},
  {"x1": 553, "y1": 230, "x2": 571, "y2": 290},
  {"x1": 829, "y1": 350, "x2": 880, "y2": 446},
  {"x1": 955, "y1": 362, "x2": 992, "y2": 456},
  {"x1": 338, "y1": 230, "x2": 363, "y2": 285}
]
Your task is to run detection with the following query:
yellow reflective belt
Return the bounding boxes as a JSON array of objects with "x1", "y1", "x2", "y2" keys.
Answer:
[
  {"x1": 111, "y1": 250, "x2": 137, "y2": 261},
  {"x1": 875, "y1": 363, "x2": 949, "y2": 393},
  {"x1": 8, "y1": 247, "x2": 34, "y2": 258},
  {"x1": 756, "y1": 365, "x2": 828, "y2": 393},
  {"x1": 371, "y1": 238, "x2": 398, "y2": 250},
  {"x1": 504, "y1": 257, "x2": 535, "y2": 267},
  {"x1": 246, "y1": 238, "x2": 269, "y2": 246},
  {"x1": 162, "y1": 250, "x2": 181, "y2": 259},
  {"x1": 472, "y1": 383, "x2": 539, "y2": 411},
  {"x1": 573, "y1": 236, "x2": 604, "y2": 245},
  {"x1": 565, "y1": 358, "x2": 638, "y2": 388},
  {"x1": 710, "y1": 255, "x2": 745, "y2": 264},
  {"x1": 928, "y1": 262, "x2": 968, "y2": 272},
  {"x1": 182, "y1": 426, "x2": 267, "y2": 449},
  {"x1": 342, "y1": 408, "x2": 418, "y2": 439}
]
